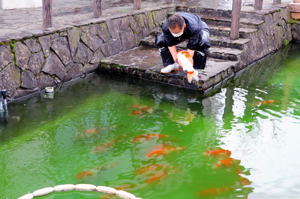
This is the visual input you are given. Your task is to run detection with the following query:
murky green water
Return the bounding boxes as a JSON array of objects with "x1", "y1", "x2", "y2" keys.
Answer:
[{"x1": 1, "y1": 45, "x2": 300, "y2": 199}]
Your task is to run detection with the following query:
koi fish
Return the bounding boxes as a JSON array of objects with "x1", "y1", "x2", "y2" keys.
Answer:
[
  {"x1": 84, "y1": 128, "x2": 98, "y2": 134},
  {"x1": 177, "y1": 50, "x2": 199, "y2": 83},
  {"x1": 198, "y1": 187, "x2": 232, "y2": 196},
  {"x1": 92, "y1": 140, "x2": 116, "y2": 152},
  {"x1": 114, "y1": 184, "x2": 136, "y2": 190},
  {"x1": 204, "y1": 149, "x2": 232, "y2": 157},
  {"x1": 146, "y1": 144, "x2": 184, "y2": 157},
  {"x1": 132, "y1": 134, "x2": 169, "y2": 142},
  {"x1": 145, "y1": 171, "x2": 167, "y2": 184},
  {"x1": 131, "y1": 110, "x2": 143, "y2": 115},
  {"x1": 136, "y1": 164, "x2": 166, "y2": 175},
  {"x1": 255, "y1": 100, "x2": 276, "y2": 106},
  {"x1": 75, "y1": 170, "x2": 93, "y2": 179},
  {"x1": 215, "y1": 158, "x2": 235, "y2": 168}
]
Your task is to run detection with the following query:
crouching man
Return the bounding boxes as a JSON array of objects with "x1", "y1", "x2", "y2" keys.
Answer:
[{"x1": 155, "y1": 12, "x2": 210, "y2": 73}]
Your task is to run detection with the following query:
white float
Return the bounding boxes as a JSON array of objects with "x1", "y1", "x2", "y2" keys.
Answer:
[
  {"x1": 0, "y1": 0, "x2": 42, "y2": 10},
  {"x1": 53, "y1": 184, "x2": 75, "y2": 192},
  {"x1": 96, "y1": 186, "x2": 117, "y2": 194},
  {"x1": 32, "y1": 187, "x2": 54, "y2": 197},
  {"x1": 18, "y1": 184, "x2": 142, "y2": 199},
  {"x1": 74, "y1": 184, "x2": 97, "y2": 191}
]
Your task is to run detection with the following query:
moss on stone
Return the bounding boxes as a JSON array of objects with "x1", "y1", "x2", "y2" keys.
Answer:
[
  {"x1": 287, "y1": 19, "x2": 298, "y2": 24},
  {"x1": 284, "y1": 39, "x2": 290, "y2": 46}
]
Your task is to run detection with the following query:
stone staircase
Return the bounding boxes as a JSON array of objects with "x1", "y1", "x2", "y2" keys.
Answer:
[{"x1": 99, "y1": 7, "x2": 265, "y2": 92}]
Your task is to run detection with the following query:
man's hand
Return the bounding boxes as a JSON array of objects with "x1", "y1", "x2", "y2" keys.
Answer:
[{"x1": 168, "y1": 46, "x2": 178, "y2": 63}]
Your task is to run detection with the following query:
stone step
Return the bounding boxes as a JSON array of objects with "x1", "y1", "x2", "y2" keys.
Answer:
[
  {"x1": 209, "y1": 25, "x2": 258, "y2": 38},
  {"x1": 208, "y1": 46, "x2": 242, "y2": 61},
  {"x1": 99, "y1": 46, "x2": 239, "y2": 91},
  {"x1": 210, "y1": 35, "x2": 251, "y2": 50},
  {"x1": 175, "y1": 6, "x2": 265, "y2": 21},
  {"x1": 140, "y1": 35, "x2": 243, "y2": 61},
  {"x1": 141, "y1": 34, "x2": 250, "y2": 51},
  {"x1": 200, "y1": 15, "x2": 264, "y2": 29}
]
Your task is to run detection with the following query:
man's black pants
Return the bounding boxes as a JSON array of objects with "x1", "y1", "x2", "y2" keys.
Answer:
[{"x1": 155, "y1": 31, "x2": 210, "y2": 70}]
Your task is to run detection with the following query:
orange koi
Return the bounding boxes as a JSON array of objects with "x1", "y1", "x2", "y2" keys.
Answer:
[
  {"x1": 132, "y1": 134, "x2": 169, "y2": 142},
  {"x1": 84, "y1": 128, "x2": 98, "y2": 134},
  {"x1": 198, "y1": 187, "x2": 232, "y2": 196},
  {"x1": 131, "y1": 110, "x2": 143, "y2": 115},
  {"x1": 145, "y1": 171, "x2": 167, "y2": 184},
  {"x1": 204, "y1": 149, "x2": 232, "y2": 157},
  {"x1": 255, "y1": 100, "x2": 276, "y2": 106},
  {"x1": 136, "y1": 164, "x2": 165, "y2": 175},
  {"x1": 75, "y1": 170, "x2": 93, "y2": 179},
  {"x1": 215, "y1": 158, "x2": 234, "y2": 168},
  {"x1": 92, "y1": 140, "x2": 116, "y2": 152},
  {"x1": 114, "y1": 184, "x2": 136, "y2": 190},
  {"x1": 146, "y1": 144, "x2": 184, "y2": 157}
]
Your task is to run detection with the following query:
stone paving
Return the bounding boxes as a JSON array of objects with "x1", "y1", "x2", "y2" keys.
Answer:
[{"x1": 0, "y1": 0, "x2": 291, "y2": 41}]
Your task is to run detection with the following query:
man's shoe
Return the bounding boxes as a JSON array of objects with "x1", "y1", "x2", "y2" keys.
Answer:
[{"x1": 160, "y1": 63, "x2": 179, "y2": 74}]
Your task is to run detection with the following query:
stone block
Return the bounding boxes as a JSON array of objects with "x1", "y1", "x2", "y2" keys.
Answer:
[
  {"x1": 39, "y1": 35, "x2": 51, "y2": 57},
  {"x1": 65, "y1": 62, "x2": 83, "y2": 80},
  {"x1": 81, "y1": 26, "x2": 103, "y2": 52},
  {"x1": 120, "y1": 31, "x2": 136, "y2": 51},
  {"x1": 42, "y1": 52, "x2": 67, "y2": 80},
  {"x1": 37, "y1": 73, "x2": 55, "y2": 88},
  {"x1": 28, "y1": 52, "x2": 45, "y2": 75},
  {"x1": 15, "y1": 42, "x2": 31, "y2": 70},
  {"x1": 292, "y1": 23, "x2": 300, "y2": 41},
  {"x1": 21, "y1": 70, "x2": 38, "y2": 89},
  {"x1": 96, "y1": 23, "x2": 111, "y2": 43},
  {"x1": 24, "y1": 39, "x2": 42, "y2": 53},
  {"x1": 0, "y1": 45, "x2": 13, "y2": 70},
  {"x1": 67, "y1": 27, "x2": 81, "y2": 57},
  {"x1": 0, "y1": 63, "x2": 21, "y2": 97},
  {"x1": 51, "y1": 37, "x2": 72, "y2": 66},
  {"x1": 73, "y1": 42, "x2": 93, "y2": 64}
]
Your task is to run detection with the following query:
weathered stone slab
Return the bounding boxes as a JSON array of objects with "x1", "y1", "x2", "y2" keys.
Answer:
[
  {"x1": 42, "y1": 52, "x2": 67, "y2": 80},
  {"x1": 39, "y1": 35, "x2": 51, "y2": 57},
  {"x1": 21, "y1": 70, "x2": 38, "y2": 89},
  {"x1": 0, "y1": 63, "x2": 21, "y2": 97},
  {"x1": 68, "y1": 27, "x2": 81, "y2": 57},
  {"x1": 28, "y1": 52, "x2": 45, "y2": 75},
  {"x1": 15, "y1": 42, "x2": 31, "y2": 70},
  {"x1": 73, "y1": 42, "x2": 93, "y2": 64},
  {"x1": 24, "y1": 39, "x2": 42, "y2": 53},
  {"x1": 51, "y1": 37, "x2": 72, "y2": 66},
  {"x1": 0, "y1": 45, "x2": 13, "y2": 71},
  {"x1": 292, "y1": 23, "x2": 300, "y2": 41},
  {"x1": 81, "y1": 26, "x2": 103, "y2": 52}
]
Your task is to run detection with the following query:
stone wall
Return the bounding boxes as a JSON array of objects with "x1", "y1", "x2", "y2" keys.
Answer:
[
  {"x1": 239, "y1": 7, "x2": 293, "y2": 70},
  {"x1": 0, "y1": 5, "x2": 174, "y2": 100},
  {"x1": 292, "y1": 22, "x2": 300, "y2": 42}
]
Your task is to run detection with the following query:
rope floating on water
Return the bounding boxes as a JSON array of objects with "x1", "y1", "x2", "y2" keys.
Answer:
[{"x1": 18, "y1": 184, "x2": 142, "y2": 199}]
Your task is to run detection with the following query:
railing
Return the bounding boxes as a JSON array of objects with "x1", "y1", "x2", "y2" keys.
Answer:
[
  {"x1": 42, "y1": 0, "x2": 142, "y2": 28},
  {"x1": 230, "y1": 0, "x2": 282, "y2": 40},
  {"x1": 42, "y1": 0, "x2": 283, "y2": 40}
]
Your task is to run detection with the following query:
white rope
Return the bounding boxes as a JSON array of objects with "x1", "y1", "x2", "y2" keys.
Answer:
[{"x1": 18, "y1": 184, "x2": 142, "y2": 199}]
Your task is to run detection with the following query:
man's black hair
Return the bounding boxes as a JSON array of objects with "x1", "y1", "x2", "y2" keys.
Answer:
[{"x1": 167, "y1": 14, "x2": 185, "y2": 29}]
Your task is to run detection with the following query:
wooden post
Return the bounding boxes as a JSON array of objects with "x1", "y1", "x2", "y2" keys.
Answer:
[
  {"x1": 93, "y1": 0, "x2": 102, "y2": 18},
  {"x1": 230, "y1": 0, "x2": 242, "y2": 40},
  {"x1": 273, "y1": 0, "x2": 281, "y2": 4},
  {"x1": 42, "y1": 0, "x2": 52, "y2": 28},
  {"x1": 134, "y1": 0, "x2": 141, "y2": 10},
  {"x1": 254, "y1": 0, "x2": 263, "y2": 10}
]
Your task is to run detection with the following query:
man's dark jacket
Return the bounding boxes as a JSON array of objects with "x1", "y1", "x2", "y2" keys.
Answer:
[{"x1": 157, "y1": 12, "x2": 210, "y2": 51}]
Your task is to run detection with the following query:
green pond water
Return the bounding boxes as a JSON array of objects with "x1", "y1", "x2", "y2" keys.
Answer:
[{"x1": 1, "y1": 45, "x2": 300, "y2": 199}]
